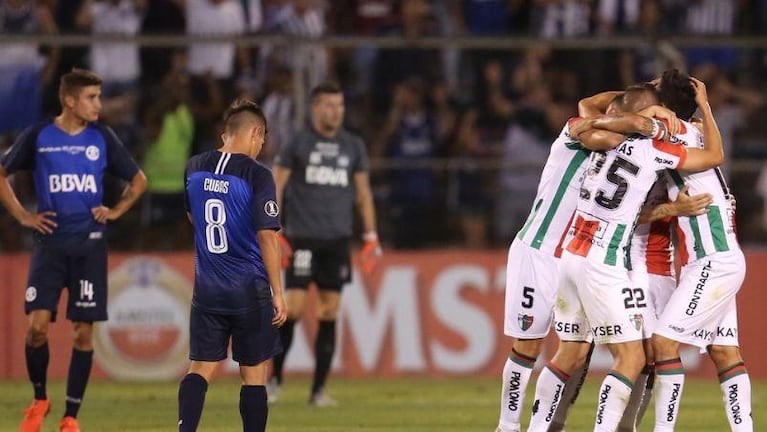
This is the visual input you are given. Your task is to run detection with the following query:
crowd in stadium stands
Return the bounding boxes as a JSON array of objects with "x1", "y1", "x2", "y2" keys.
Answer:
[{"x1": 1, "y1": 0, "x2": 767, "y2": 251}]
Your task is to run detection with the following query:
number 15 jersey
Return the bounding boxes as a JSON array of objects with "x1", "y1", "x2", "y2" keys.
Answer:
[
  {"x1": 566, "y1": 123, "x2": 695, "y2": 267},
  {"x1": 185, "y1": 151, "x2": 281, "y2": 314}
]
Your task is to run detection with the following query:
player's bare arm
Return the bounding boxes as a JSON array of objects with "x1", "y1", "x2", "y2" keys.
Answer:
[
  {"x1": 570, "y1": 105, "x2": 678, "y2": 151},
  {"x1": 577, "y1": 90, "x2": 623, "y2": 118},
  {"x1": 258, "y1": 229, "x2": 287, "y2": 327},
  {"x1": 0, "y1": 165, "x2": 58, "y2": 234},
  {"x1": 677, "y1": 78, "x2": 724, "y2": 172},
  {"x1": 354, "y1": 171, "x2": 382, "y2": 274},
  {"x1": 273, "y1": 166, "x2": 291, "y2": 215},
  {"x1": 92, "y1": 170, "x2": 148, "y2": 224},
  {"x1": 637, "y1": 185, "x2": 713, "y2": 224}
]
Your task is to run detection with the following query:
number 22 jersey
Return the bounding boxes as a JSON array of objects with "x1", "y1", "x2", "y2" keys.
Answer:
[
  {"x1": 565, "y1": 122, "x2": 695, "y2": 267},
  {"x1": 185, "y1": 151, "x2": 281, "y2": 314}
]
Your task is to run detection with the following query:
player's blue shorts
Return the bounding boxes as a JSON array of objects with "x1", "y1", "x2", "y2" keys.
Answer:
[
  {"x1": 285, "y1": 237, "x2": 351, "y2": 291},
  {"x1": 25, "y1": 238, "x2": 108, "y2": 322},
  {"x1": 189, "y1": 299, "x2": 282, "y2": 366}
]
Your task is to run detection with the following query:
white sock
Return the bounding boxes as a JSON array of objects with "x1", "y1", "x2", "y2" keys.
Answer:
[
  {"x1": 654, "y1": 359, "x2": 685, "y2": 432},
  {"x1": 549, "y1": 346, "x2": 592, "y2": 430},
  {"x1": 497, "y1": 350, "x2": 536, "y2": 432},
  {"x1": 593, "y1": 371, "x2": 634, "y2": 432},
  {"x1": 527, "y1": 363, "x2": 569, "y2": 432},
  {"x1": 718, "y1": 362, "x2": 753, "y2": 431},
  {"x1": 617, "y1": 366, "x2": 650, "y2": 431}
]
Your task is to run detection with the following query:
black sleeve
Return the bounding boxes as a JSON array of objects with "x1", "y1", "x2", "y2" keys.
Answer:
[
  {"x1": 102, "y1": 125, "x2": 140, "y2": 181},
  {"x1": 355, "y1": 135, "x2": 370, "y2": 173},
  {"x1": 1, "y1": 125, "x2": 40, "y2": 173},
  {"x1": 274, "y1": 133, "x2": 297, "y2": 169},
  {"x1": 249, "y1": 164, "x2": 281, "y2": 231}
]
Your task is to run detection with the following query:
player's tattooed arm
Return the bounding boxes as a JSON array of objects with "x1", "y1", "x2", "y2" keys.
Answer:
[
  {"x1": 92, "y1": 170, "x2": 147, "y2": 224},
  {"x1": 637, "y1": 186, "x2": 712, "y2": 224}
]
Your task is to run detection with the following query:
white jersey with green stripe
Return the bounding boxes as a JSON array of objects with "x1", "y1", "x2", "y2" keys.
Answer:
[
  {"x1": 665, "y1": 134, "x2": 739, "y2": 265},
  {"x1": 516, "y1": 120, "x2": 591, "y2": 256},
  {"x1": 564, "y1": 121, "x2": 694, "y2": 267}
]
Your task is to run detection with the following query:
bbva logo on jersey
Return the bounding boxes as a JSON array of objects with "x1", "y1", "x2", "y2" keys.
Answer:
[{"x1": 49, "y1": 174, "x2": 97, "y2": 193}]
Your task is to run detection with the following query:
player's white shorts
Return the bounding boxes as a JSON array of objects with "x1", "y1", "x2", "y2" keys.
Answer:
[
  {"x1": 654, "y1": 249, "x2": 745, "y2": 351},
  {"x1": 555, "y1": 252, "x2": 649, "y2": 344},
  {"x1": 648, "y1": 273, "x2": 676, "y2": 318},
  {"x1": 627, "y1": 268, "x2": 659, "y2": 338},
  {"x1": 504, "y1": 239, "x2": 558, "y2": 338},
  {"x1": 711, "y1": 299, "x2": 739, "y2": 351}
]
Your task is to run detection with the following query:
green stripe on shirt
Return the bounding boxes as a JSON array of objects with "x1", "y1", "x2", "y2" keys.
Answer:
[
  {"x1": 604, "y1": 223, "x2": 627, "y2": 266},
  {"x1": 531, "y1": 150, "x2": 589, "y2": 249},
  {"x1": 707, "y1": 205, "x2": 729, "y2": 252}
]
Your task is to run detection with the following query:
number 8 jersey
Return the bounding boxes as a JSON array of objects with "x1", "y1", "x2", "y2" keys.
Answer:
[
  {"x1": 565, "y1": 122, "x2": 696, "y2": 267},
  {"x1": 185, "y1": 151, "x2": 281, "y2": 314}
]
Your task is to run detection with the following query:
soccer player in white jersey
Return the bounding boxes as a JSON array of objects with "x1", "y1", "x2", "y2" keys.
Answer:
[
  {"x1": 650, "y1": 71, "x2": 754, "y2": 432},
  {"x1": 528, "y1": 81, "x2": 725, "y2": 432},
  {"x1": 494, "y1": 86, "x2": 679, "y2": 432}
]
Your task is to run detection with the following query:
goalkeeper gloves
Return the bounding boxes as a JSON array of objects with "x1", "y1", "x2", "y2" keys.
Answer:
[
  {"x1": 360, "y1": 232, "x2": 382, "y2": 275},
  {"x1": 278, "y1": 233, "x2": 293, "y2": 269}
]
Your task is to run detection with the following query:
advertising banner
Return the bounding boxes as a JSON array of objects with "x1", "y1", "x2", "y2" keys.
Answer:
[{"x1": 1, "y1": 250, "x2": 765, "y2": 380}]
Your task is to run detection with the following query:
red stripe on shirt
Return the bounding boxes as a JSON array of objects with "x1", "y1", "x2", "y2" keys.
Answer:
[
  {"x1": 647, "y1": 217, "x2": 673, "y2": 276},
  {"x1": 653, "y1": 139, "x2": 688, "y2": 168},
  {"x1": 673, "y1": 217, "x2": 689, "y2": 266},
  {"x1": 554, "y1": 210, "x2": 576, "y2": 258},
  {"x1": 566, "y1": 214, "x2": 600, "y2": 257}
]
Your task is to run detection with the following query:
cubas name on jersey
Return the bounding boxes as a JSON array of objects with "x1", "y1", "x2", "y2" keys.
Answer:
[
  {"x1": 48, "y1": 174, "x2": 97, "y2": 193},
  {"x1": 203, "y1": 178, "x2": 229, "y2": 194},
  {"x1": 305, "y1": 165, "x2": 349, "y2": 187}
]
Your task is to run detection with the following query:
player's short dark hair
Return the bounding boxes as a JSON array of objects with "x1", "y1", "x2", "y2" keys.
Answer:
[
  {"x1": 58, "y1": 68, "x2": 102, "y2": 104},
  {"x1": 223, "y1": 99, "x2": 266, "y2": 134},
  {"x1": 310, "y1": 82, "x2": 342, "y2": 103},
  {"x1": 658, "y1": 69, "x2": 697, "y2": 121}
]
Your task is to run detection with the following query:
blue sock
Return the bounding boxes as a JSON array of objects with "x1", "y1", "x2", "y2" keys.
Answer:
[
  {"x1": 64, "y1": 349, "x2": 93, "y2": 418},
  {"x1": 239, "y1": 385, "x2": 268, "y2": 432},
  {"x1": 312, "y1": 320, "x2": 336, "y2": 395},
  {"x1": 178, "y1": 373, "x2": 208, "y2": 432},
  {"x1": 25, "y1": 342, "x2": 49, "y2": 400}
]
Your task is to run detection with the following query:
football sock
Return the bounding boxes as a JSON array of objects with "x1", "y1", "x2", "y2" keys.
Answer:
[
  {"x1": 240, "y1": 385, "x2": 268, "y2": 432},
  {"x1": 527, "y1": 362, "x2": 570, "y2": 432},
  {"x1": 64, "y1": 348, "x2": 93, "y2": 418},
  {"x1": 636, "y1": 364, "x2": 655, "y2": 427},
  {"x1": 617, "y1": 365, "x2": 651, "y2": 431},
  {"x1": 594, "y1": 371, "x2": 633, "y2": 432},
  {"x1": 272, "y1": 319, "x2": 296, "y2": 384},
  {"x1": 497, "y1": 349, "x2": 536, "y2": 431},
  {"x1": 718, "y1": 362, "x2": 753, "y2": 431},
  {"x1": 25, "y1": 342, "x2": 49, "y2": 400},
  {"x1": 312, "y1": 320, "x2": 336, "y2": 395},
  {"x1": 178, "y1": 373, "x2": 208, "y2": 432},
  {"x1": 549, "y1": 342, "x2": 594, "y2": 431},
  {"x1": 654, "y1": 358, "x2": 684, "y2": 432}
]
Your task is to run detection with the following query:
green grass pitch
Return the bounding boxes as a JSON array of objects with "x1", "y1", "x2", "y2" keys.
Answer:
[{"x1": 0, "y1": 377, "x2": 762, "y2": 431}]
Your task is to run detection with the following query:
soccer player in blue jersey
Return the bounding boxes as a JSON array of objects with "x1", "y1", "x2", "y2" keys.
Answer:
[
  {"x1": 178, "y1": 99, "x2": 287, "y2": 432},
  {"x1": 0, "y1": 69, "x2": 147, "y2": 432}
]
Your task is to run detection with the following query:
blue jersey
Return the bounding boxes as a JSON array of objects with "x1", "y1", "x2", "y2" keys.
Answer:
[
  {"x1": 185, "y1": 151, "x2": 281, "y2": 314},
  {"x1": 0, "y1": 119, "x2": 139, "y2": 244}
]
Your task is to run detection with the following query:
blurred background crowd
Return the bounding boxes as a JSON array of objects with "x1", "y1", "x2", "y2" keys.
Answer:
[{"x1": 1, "y1": 0, "x2": 767, "y2": 251}]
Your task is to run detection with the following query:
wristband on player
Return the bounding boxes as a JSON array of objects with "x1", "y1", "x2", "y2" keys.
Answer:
[
  {"x1": 650, "y1": 118, "x2": 668, "y2": 141},
  {"x1": 362, "y1": 231, "x2": 379, "y2": 243}
]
